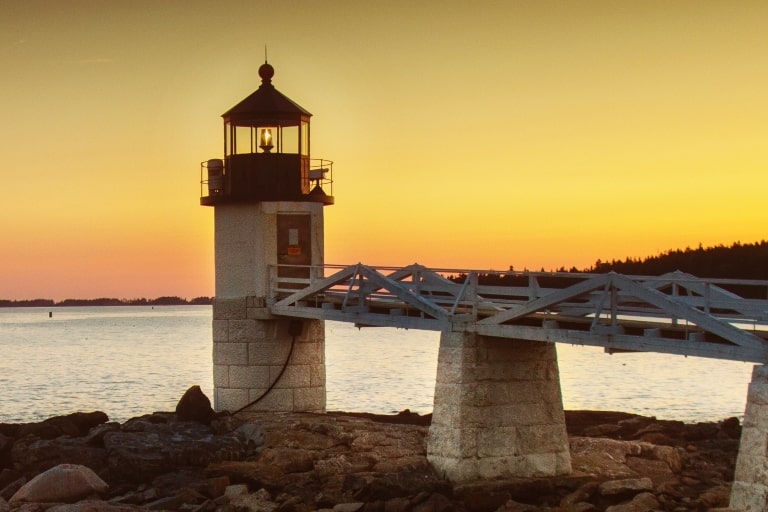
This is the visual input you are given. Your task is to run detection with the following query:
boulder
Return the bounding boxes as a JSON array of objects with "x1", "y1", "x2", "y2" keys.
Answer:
[
  {"x1": 103, "y1": 420, "x2": 248, "y2": 482},
  {"x1": 16, "y1": 412, "x2": 108, "y2": 440},
  {"x1": 0, "y1": 476, "x2": 24, "y2": 502},
  {"x1": 46, "y1": 501, "x2": 142, "y2": 512},
  {"x1": 599, "y1": 477, "x2": 653, "y2": 497},
  {"x1": 605, "y1": 492, "x2": 660, "y2": 512},
  {"x1": 175, "y1": 385, "x2": 216, "y2": 424},
  {"x1": 333, "y1": 502, "x2": 365, "y2": 512},
  {"x1": 357, "y1": 466, "x2": 450, "y2": 502},
  {"x1": 228, "y1": 487, "x2": 277, "y2": 512},
  {"x1": 9, "y1": 463, "x2": 108, "y2": 504},
  {"x1": 570, "y1": 438, "x2": 642, "y2": 479},
  {"x1": 10, "y1": 435, "x2": 108, "y2": 476}
]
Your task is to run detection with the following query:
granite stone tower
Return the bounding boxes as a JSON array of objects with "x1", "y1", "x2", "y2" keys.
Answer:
[{"x1": 200, "y1": 62, "x2": 333, "y2": 413}]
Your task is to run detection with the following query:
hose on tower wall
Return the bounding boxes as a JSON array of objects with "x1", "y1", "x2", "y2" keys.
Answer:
[{"x1": 231, "y1": 319, "x2": 303, "y2": 415}]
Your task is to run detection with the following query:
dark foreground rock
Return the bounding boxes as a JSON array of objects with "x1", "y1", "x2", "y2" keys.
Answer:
[{"x1": 0, "y1": 401, "x2": 741, "y2": 511}]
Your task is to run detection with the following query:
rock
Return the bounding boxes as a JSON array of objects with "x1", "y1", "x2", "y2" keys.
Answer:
[
  {"x1": 357, "y1": 466, "x2": 450, "y2": 502},
  {"x1": 495, "y1": 499, "x2": 540, "y2": 512},
  {"x1": 599, "y1": 477, "x2": 653, "y2": 497},
  {"x1": 683, "y1": 422, "x2": 720, "y2": 442},
  {"x1": 411, "y1": 493, "x2": 454, "y2": 512},
  {"x1": 16, "y1": 412, "x2": 109, "y2": 440},
  {"x1": 176, "y1": 386, "x2": 216, "y2": 424},
  {"x1": 333, "y1": 503, "x2": 364, "y2": 512},
  {"x1": 604, "y1": 492, "x2": 660, "y2": 512},
  {"x1": 649, "y1": 444, "x2": 683, "y2": 473},
  {"x1": 623, "y1": 457, "x2": 675, "y2": 487},
  {"x1": 46, "y1": 500, "x2": 142, "y2": 512},
  {"x1": 453, "y1": 482, "x2": 513, "y2": 512},
  {"x1": 258, "y1": 448, "x2": 315, "y2": 474},
  {"x1": 720, "y1": 417, "x2": 741, "y2": 439},
  {"x1": 583, "y1": 424, "x2": 622, "y2": 437},
  {"x1": 65, "y1": 412, "x2": 111, "y2": 434},
  {"x1": 84, "y1": 422, "x2": 121, "y2": 446},
  {"x1": 235, "y1": 423, "x2": 265, "y2": 448},
  {"x1": 0, "y1": 476, "x2": 25, "y2": 501},
  {"x1": 10, "y1": 435, "x2": 108, "y2": 476},
  {"x1": 228, "y1": 488, "x2": 277, "y2": 512},
  {"x1": 103, "y1": 420, "x2": 248, "y2": 481},
  {"x1": 382, "y1": 497, "x2": 410, "y2": 512},
  {"x1": 203, "y1": 476, "x2": 231, "y2": 499},
  {"x1": 560, "y1": 481, "x2": 598, "y2": 507},
  {"x1": 698, "y1": 484, "x2": 731, "y2": 508},
  {"x1": 150, "y1": 467, "x2": 208, "y2": 498},
  {"x1": 0, "y1": 496, "x2": 8, "y2": 512},
  {"x1": 570, "y1": 438, "x2": 642, "y2": 479},
  {"x1": 144, "y1": 496, "x2": 180, "y2": 510},
  {"x1": 225, "y1": 484, "x2": 249, "y2": 499},
  {"x1": 10, "y1": 463, "x2": 108, "y2": 504}
]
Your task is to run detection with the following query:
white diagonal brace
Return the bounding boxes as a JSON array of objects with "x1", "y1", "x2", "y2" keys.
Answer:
[
  {"x1": 273, "y1": 264, "x2": 359, "y2": 307},
  {"x1": 418, "y1": 269, "x2": 504, "y2": 313},
  {"x1": 386, "y1": 263, "x2": 429, "y2": 283},
  {"x1": 478, "y1": 273, "x2": 611, "y2": 325},
  {"x1": 661, "y1": 272, "x2": 768, "y2": 318},
  {"x1": 358, "y1": 264, "x2": 432, "y2": 298},
  {"x1": 647, "y1": 271, "x2": 743, "y2": 300},
  {"x1": 357, "y1": 264, "x2": 450, "y2": 321},
  {"x1": 611, "y1": 274, "x2": 767, "y2": 353}
]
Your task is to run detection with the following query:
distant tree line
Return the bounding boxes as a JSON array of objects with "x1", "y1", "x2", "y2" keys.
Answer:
[
  {"x1": 583, "y1": 240, "x2": 768, "y2": 280},
  {"x1": 450, "y1": 240, "x2": 768, "y2": 295},
  {"x1": 0, "y1": 296, "x2": 213, "y2": 308}
]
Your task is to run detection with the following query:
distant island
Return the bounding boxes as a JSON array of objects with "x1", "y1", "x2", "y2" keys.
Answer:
[{"x1": 0, "y1": 296, "x2": 213, "y2": 308}]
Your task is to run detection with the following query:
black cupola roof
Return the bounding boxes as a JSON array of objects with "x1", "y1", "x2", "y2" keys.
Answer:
[{"x1": 223, "y1": 63, "x2": 312, "y2": 126}]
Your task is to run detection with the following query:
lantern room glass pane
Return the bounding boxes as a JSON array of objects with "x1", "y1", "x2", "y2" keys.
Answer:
[
  {"x1": 234, "y1": 126, "x2": 254, "y2": 154},
  {"x1": 300, "y1": 122, "x2": 309, "y2": 156},
  {"x1": 281, "y1": 126, "x2": 299, "y2": 154}
]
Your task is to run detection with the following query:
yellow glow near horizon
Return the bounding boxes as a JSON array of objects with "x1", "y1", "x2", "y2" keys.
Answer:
[{"x1": 0, "y1": 0, "x2": 766, "y2": 300}]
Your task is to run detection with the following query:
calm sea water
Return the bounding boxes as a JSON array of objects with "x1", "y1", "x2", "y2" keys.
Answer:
[{"x1": 0, "y1": 306, "x2": 755, "y2": 424}]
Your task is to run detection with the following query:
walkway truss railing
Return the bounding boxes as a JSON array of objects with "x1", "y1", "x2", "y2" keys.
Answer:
[{"x1": 270, "y1": 264, "x2": 768, "y2": 363}]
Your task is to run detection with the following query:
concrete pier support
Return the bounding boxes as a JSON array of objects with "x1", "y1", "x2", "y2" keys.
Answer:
[
  {"x1": 427, "y1": 330, "x2": 572, "y2": 482},
  {"x1": 730, "y1": 364, "x2": 768, "y2": 511}
]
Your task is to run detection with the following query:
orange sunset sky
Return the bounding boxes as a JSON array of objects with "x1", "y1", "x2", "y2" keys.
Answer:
[{"x1": 1, "y1": 1, "x2": 766, "y2": 300}]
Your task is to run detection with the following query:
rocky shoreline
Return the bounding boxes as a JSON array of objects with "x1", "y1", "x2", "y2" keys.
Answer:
[{"x1": 0, "y1": 388, "x2": 741, "y2": 512}]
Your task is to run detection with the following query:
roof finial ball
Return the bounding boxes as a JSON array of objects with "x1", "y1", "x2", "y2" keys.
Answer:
[{"x1": 259, "y1": 61, "x2": 274, "y2": 84}]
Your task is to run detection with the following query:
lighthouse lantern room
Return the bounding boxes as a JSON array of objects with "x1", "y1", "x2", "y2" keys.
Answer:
[
  {"x1": 201, "y1": 61, "x2": 333, "y2": 206},
  {"x1": 200, "y1": 62, "x2": 332, "y2": 414}
]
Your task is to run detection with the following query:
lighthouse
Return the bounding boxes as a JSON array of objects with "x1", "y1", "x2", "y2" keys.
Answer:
[{"x1": 200, "y1": 62, "x2": 333, "y2": 413}]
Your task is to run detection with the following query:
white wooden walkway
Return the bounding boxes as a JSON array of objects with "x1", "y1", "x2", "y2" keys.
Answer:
[{"x1": 268, "y1": 264, "x2": 768, "y2": 363}]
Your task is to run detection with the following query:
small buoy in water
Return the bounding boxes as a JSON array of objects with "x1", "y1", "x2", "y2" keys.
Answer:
[{"x1": 49, "y1": 311, "x2": 52, "y2": 318}]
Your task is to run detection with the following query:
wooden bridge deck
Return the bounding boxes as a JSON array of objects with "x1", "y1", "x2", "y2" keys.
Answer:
[{"x1": 267, "y1": 264, "x2": 768, "y2": 363}]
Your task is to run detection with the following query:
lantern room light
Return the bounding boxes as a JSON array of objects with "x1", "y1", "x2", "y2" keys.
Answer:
[{"x1": 260, "y1": 128, "x2": 273, "y2": 152}]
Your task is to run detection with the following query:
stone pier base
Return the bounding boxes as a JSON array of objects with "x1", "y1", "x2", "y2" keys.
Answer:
[
  {"x1": 212, "y1": 296, "x2": 325, "y2": 413},
  {"x1": 730, "y1": 364, "x2": 768, "y2": 511},
  {"x1": 427, "y1": 330, "x2": 572, "y2": 482}
]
